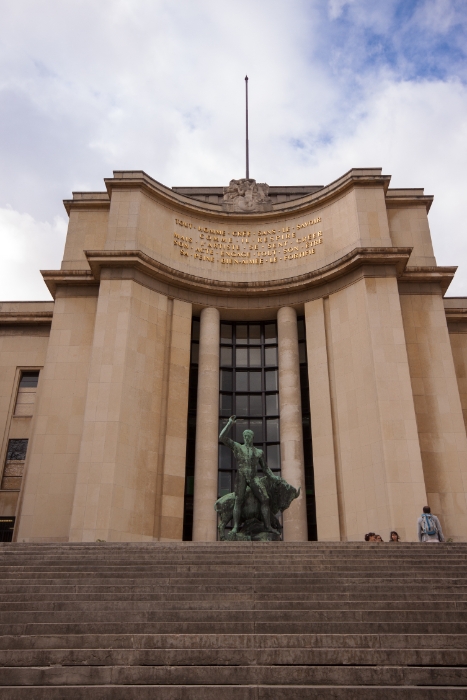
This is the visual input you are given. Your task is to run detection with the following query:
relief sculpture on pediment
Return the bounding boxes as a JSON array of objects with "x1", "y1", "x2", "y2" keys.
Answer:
[{"x1": 222, "y1": 178, "x2": 273, "y2": 213}]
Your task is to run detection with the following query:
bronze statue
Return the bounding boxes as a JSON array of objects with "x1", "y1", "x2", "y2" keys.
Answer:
[{"x1": 216, "y1": 415, "x2": 300, "y2": 541}]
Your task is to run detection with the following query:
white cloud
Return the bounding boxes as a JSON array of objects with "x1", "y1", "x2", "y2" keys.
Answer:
[
  {"x1": 0, "y1": 208, "x2": 66, "y2": 300},
  {"x1": 305, "y1": 78, "x2": 467, "y2": 293},
  {"x1": 0, "y1": 0, "x2": 466, "y2": 297}
]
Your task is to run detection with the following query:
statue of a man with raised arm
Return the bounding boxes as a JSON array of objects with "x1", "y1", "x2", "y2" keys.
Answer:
[{"x1": 219, "y1": 415, "x2": 280, "y2": 537}]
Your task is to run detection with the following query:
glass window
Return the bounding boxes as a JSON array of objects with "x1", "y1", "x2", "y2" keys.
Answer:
[
  {"x1": 297, "y1": 319, "x2": 305, "y2": 342},
  {"x1": 249, "y1": 347, "x2": 261, "y2": 366},
  {"x1": 265, "y1": 346, "x2": 278, "y2": 366},
  {"x1": 218, "y1": 472, "x2": 231, "y2": 497},
  {"x1": 236, "y1": 372, "x2": 248, "y2": 391},
  {"x1": 220, "y1": 323, "x2": 232, "y2": 343},
  {"x1": 236, "y1": 348, "x2": 248, "y2": 366},
  {"x1": 220, "y1": 346, "x2": 232, "y2": 366},
  {"x1": 236, "y1": 395, "x2": 248, "y2": 415},
  {"x1": 299, "y1": 342, "x2": 306, "y2": 364},
  {"x1": 266, "y1": 393, "x2": 279, "y2": 416},
  {"x1": 249, "y1": 419, "x2": 263, "y2": 442},
  {"x1": 236, "y1": 325, "x2": 248, "y2": 344},
  {"x1": 6, "y1": 439, "x2": 28, "y2": 462},
  {"x1": 265, "y1": 370, "x2": 278, "y2": 391},
  {"x1": 249, "y1": 325, "x2": 261, "y2": 343},
  {"x1": 250, "y1": 395, "x2": 262, "y2": 416},
  {"x1": 234, "y1": 422, "x2": 246, "y2": 441},
  {"x1": 220, "y1": 370, "x2": 233, "y2": 392},
  {"x1": 19, "y1": 372, "x2": 39, "y2": 388},
  {"x1": 192, "y1": 319, "x2": 200, "y2": 342},
  {"x1": 217, "y1": 321, "x2": 284, "y2": 537},
  {"x1": 220, "y1": 394, "x2": 232, "y2": 416},
  {"x1": 267, "y1": 444, "x2": 281, "y2": 470},
  {"x1": 249, "y1": 372, "x2": 262, "y2": 392},
  {"x1": 219, "y1": 418, "x2": 229, "y2": 434},
  {"x1": 185, "y1": 475, "x2": 194, "y2": 496},
  {"x1": 264, "y1": 323, "x2": 277, "y2": 344},
  {"x1": 267, "y1": 418, "x2": 280, "y2": 442},
  {"x1": 219, "y1": 445, "x2": 232, "y2": 469}
]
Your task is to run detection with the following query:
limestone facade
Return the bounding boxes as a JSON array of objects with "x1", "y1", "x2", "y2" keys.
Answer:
[{"x1": 1, "y1": 168, "x2": 466, "y2": 542}]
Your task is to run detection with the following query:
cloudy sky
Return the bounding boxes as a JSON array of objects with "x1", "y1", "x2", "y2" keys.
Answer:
[{"x1": 0, "y1": 0, "x2": 466, "y2": 299}]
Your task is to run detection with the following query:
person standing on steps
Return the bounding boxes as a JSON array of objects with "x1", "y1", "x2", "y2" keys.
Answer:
[
  {"x1": 417, "y1": 506, "x2": 445, "y2": 543},
  {"x1": 389, "y1": 531, "x2": 400, "y2": 542}
]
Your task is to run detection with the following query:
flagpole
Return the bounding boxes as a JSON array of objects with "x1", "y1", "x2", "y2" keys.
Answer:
[{"x1": 245, "y1": 75, "x2": 249, "y2": 180}]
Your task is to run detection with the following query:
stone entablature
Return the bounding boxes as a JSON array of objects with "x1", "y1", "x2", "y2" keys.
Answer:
[{"x1": 60, "y1": 168, "x2": 435, "y2": 288}]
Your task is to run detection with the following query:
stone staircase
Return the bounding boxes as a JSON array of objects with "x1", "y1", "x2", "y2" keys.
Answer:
[{"x1": 0, "y1": 541, "x2": 466, "y2": 698}]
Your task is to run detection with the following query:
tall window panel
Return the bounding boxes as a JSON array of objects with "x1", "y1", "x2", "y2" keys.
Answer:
[
  {"x1": 182, "y1": 317, "x2": 199, "y2": 541},
  {"x1": 218, "y1": 321, "x2": 281, "y2": 502},
  {"x1": 14, "y1": 371, "x2": 39, "y2": 416},
  {"x1": 298, "y1": 316, "x2": 317, "y2": 541}
]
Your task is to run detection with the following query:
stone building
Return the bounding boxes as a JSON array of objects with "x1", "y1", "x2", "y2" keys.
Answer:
[{"x1": 1, "y1": 168, "x2": 467, "y2": 544}]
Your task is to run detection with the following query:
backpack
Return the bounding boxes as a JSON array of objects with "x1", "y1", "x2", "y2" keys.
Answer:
[{"x1": 421, "y1": 513, "x2": 438, "y2": 537}]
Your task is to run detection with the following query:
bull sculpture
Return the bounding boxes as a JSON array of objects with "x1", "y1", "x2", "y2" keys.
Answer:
[
  {"x1": 216, "y1": 415, "x2": 301, "y2": 541},
  {"x1": 215, "y1": 470, "x2": 300, "y2": 541}
]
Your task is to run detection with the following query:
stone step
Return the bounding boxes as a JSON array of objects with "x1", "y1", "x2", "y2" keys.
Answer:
[
  {"x1": 2, "y1": 599, "x2": 467, "y2": 612},
  {"x1": 0, "y1": 685, "x2": 466, "y2": 699},
  {"x1": 2, "y1": 622, "x2": 467, "y2": 635},
  {"x1": 1, "y1": 609, "x2": 466, "y2": 624},
  {"x1": 1, "y1": 646, "x2": 467, "y2": 667},
  {"x1": 1, "y1": 581, "x2": 466, "y2": 594},
  {"x1": 2, "y1": 568, "x2": 466, "y2": 579},
  {"x1": 0, "y1": 664, "x2": 466, "y2": 686},
  {"x1": 2, "y1": 571, "x2": 467, "y2": 590},
  {"x1": 2, "y1": 566, "x2": 466, "y2": 576},
  {"x1": 2, "y1": 633, "x2": 465, "y2": 650},
  {"x1": 1, "y1": 592, "x2": 467, "y2": 603},
  {"x1": 4, "y1": 558, "x2": 467, "y2": 568},
  {"x1": 1, "y1": 542, "x2": 466, "y2": 695}
]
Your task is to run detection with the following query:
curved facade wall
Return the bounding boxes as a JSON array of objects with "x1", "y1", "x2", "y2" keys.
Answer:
[{"x1": 0, "y1": 167, "x2": 466, "y2": 542}]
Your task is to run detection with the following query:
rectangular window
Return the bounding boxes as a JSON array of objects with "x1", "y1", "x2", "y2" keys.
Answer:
[
  {"x1": 0, "y1": 517, "x2": 15, "y2": 543},
  {"x1": 218, "y1": 322, "x2": 280, "y2": 531},
  {"x1": 297, "y1": 315, "x2": 317, "y2": 541},
  {"x1": 183, "y1": 318, "x2": 199, "y2": 541},
  {"x1": 6, "y1": 439, "x2": 28, "y2": 462},
  {"x1": 2, "y1": 439, "x2": 28, "y2": 490},
  {"x1": 14, "y1": 371, "x2": 40, "y2": 416}
]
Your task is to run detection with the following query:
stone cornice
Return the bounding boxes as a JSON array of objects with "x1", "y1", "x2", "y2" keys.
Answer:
[
  {"x1": 40, "y1": 270, "x2": 96, "y2": 297},
  {"x1": 96, "y1": 168, "x2": 391, "y2": 221},
  {"x1": 41, "y1": 251, "x2": 458, "y2": 304},
  {"x1": 63, "y1": 192, "x2": 110, "y2": 215},
  {"x1": 385, "y1": 188, "x2": 433, "y2": 213},
  {"x1": 0, "y1": 311, "x2": 53, "y2": 325},
  {"x1": 81, "y1": 247, "x2": 411, "y2": 299},
  {"x1": 398, "y1": 266, "x2": 456, "y2": 295},
  {"x1": 444, "y1": 298, "x2": 467, "y2": 324},
  {"x1": 61, "y1": 171, "x2": 434, "y2": 221}
]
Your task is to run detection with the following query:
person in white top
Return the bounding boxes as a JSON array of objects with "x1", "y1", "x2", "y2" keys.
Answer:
[{"x1": 417, "y1": 506, "x2": 445, "y2": 543}]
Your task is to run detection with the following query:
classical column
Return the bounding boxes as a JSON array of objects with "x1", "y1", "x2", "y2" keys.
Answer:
[
  {"x1": 304, "y1": 299, "x2": 341, "y2": 541},
  {"x1": 192, "y1": 307, "x2": 220, "y2": 541},
  {"x1": 277, "y1": 306, "x2": 308, "y2": 541}
]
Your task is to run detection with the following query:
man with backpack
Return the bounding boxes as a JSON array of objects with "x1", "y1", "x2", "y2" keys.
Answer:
[{"x1": 417, "y1": 506, "x2": 445, "y2": 543}]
